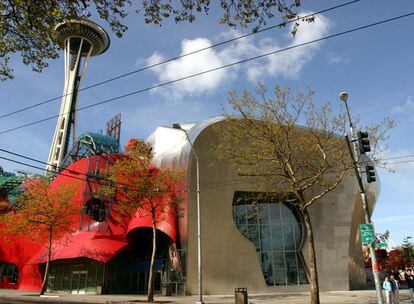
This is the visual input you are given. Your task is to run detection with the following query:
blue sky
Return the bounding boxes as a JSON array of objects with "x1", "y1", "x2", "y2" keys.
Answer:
[{"x1": 0, "y1": 0, "x2": 413, "y2": 245}]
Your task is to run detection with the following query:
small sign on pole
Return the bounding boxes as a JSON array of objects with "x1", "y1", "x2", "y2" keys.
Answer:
[
  {"x1": 360, "y1": 223, "x2": 376, "y2": 243},
  {"x1": 373, "y1": 242, "x2": 388, "y2": 248}
]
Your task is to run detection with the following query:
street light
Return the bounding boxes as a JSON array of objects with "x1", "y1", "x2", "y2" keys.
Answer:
[
  {"x1": 172, "y1": 123, "x2": 203, "y2": 304},
  {"x1": 340, "y1": 92, "x2": 384, "y2": 304}
]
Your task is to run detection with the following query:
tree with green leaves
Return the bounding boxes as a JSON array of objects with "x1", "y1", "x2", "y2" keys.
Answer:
[
  {"x1": 0, "y1": 0, "x2": 306, "y2": 80},
  {"x1": 402, "y1": 236, "x2": 413, "y2": 267},
  {"x1": 103, "y1": 139, "x2": 181, "y2": 302},
  {"x1": 216, "y1": 84, "x2": 393, "y2": 304},
  {"x1": 1, "y1": 177, "x2": 79, "y2": 295}
]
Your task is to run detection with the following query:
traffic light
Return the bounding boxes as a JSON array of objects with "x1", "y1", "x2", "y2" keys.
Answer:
[
  {"x1": 365, "y1": 165, "x2": 376, "y2": 183},
  {"x1": 358, "y1": 131, "x2": 371, "y2": 154}
]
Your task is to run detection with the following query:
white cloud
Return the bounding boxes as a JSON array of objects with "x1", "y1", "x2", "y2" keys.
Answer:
[
  {"x1": 392, "y1": 96, "x2": 414, "y2": 114},
  {"x1": 325, "y1": 52, "x2": 346, "y2": 64},
  {"x1": 144, "y1": 12, "x2": 331, "y2": 99},
  {"x1": 246, "y1": 14, "x2": 331, "y2": 81}
]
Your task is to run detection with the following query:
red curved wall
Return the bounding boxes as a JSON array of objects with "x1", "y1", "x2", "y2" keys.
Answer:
[{"x1": 0, "y1": 154, "x2": 177, "y2": 291}]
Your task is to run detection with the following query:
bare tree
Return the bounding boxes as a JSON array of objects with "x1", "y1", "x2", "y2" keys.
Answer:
[{"x1": 216, "y1": 84, "x2": 393, "y2": 304}]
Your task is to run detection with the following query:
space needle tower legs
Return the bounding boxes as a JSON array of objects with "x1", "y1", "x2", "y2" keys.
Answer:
[{"x1": 46, "y1": 20, "x2": 110, "y2": 175}]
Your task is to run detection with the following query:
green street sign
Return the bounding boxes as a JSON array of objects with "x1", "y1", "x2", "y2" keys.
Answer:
[
  {"x1": 362, "y1": 236, "x2": 376, "y2": 243},
  {"x1": 373, "y1": 242, "x2": 387, "y2": 248},
  {"x1": 360, "y1": 224, "x2": 375, "y2": 243},
  {"x1": 360, "y1": 224, "x2": 374, "y2": 231}
]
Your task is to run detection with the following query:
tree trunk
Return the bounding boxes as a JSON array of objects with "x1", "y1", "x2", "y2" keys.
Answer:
[
  {"x1": 147, "y1": 218, "x2": 157, "y2": 302},
  {"x1": 302, "y1": 208, "x2": 320, "y2": 304},
  {"x1": 40, "y1": 229, "x2": 53, "y2": 295}
]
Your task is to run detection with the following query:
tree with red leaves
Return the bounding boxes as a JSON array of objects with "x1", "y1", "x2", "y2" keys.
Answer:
[
  {"x1": 1, "y1": 177, "x2": 79, "y2": 295},
  {"x1": 104, "y1": 139, "x2": 182, "y2": 302},
  {"x1": 386, "y1": 249, "x2": 409, "y2": 272},
  {"x1": 365, "y1": 249, "x2": 388, "y2": 270}
]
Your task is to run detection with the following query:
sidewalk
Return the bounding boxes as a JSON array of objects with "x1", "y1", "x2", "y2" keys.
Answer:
[{"x1": 0, "y1": 289, "x2": 412, "y2": 304}]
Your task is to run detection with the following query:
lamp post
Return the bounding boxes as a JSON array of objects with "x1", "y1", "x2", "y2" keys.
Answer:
[
  {"x1": 172, "y1": 123, "x2": 203, "y2": 304},
  {"x1": 339, "y1": 92, "x2": 384, "y2": 304}
]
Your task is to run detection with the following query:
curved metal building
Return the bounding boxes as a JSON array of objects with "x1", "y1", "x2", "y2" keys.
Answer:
[
  {"x1": 148, "y1": 116, "x2": 379, "y2": 294},
  {"x1": 0, "y1": 116, "x2": 379, "y2": 294},
  {"x1": 0, "y1": 155, "x2": 177, "y2": 293}
]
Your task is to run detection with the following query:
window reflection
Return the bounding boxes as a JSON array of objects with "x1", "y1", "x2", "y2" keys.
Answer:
[{"x1": 233, "y1": 192, "x2": 308, "y2": 286}]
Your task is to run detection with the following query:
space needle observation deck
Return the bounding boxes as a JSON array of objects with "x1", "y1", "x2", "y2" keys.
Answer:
[{"x1": 46, "y1": 19, "x2": 110, "y2": 175}]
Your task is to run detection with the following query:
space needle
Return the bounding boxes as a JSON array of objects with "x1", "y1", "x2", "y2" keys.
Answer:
[{"x1": 46, "y1": 19, "x2": 110, "y2": 175}]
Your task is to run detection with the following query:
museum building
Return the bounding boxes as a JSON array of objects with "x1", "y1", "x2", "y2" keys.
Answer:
[{"x1": 0, "y1": 116, "x2": 378, "y2": 295}]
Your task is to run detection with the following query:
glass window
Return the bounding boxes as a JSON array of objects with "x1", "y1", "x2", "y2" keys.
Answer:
[
  {"x1": 271, "y1": 224, "x2": 284, "y2": 251},
  {"x1": 47, "y1": 260, "x2": 104, "y2": 294},
  {"x1": 298, "y1": 260, "x2": 309, "y2": 284},
  {"x1": 268, "y1": 202, "x2": 281, "y2": 223},
  {"x1": 285, "y1": 252, "x2": 299, "y2": 285},
  {"x1": 246, "y1": 205, "x2": 259, "y2": 225},
  {"x1": 258, "y1": 204, "x2": 270, "y2": 224},
  {"x1": 282, "y1": 224, "x2": 295, "y2": 251},
  {"x1": 62, "y1": 264, "x2": 72, "y2": 291},
  {"x1": 293, "y1": 223, "x2": 302, "y2": 248},
  {"x1": 54, "y1": 264, "x2": 64, "y2": 291},
  {"x1": 247, "y1": 225, "x2": 260, "y2": 249},
  {"x1": 234, "y1": 205, "x2": 247, "y2": 225},
  {"x1": 273, "y1": 252, "x2": 286, "y2": 285},
  {"x1": 261, "y1": 252, "x2": 274, "y2": 285},
  {"x1": 0, "y1": 262, "x2": 19, "y2": 284},
  {"x1": 281, "y1": 204, "x2": 297, "y2": 224},
  {"x1": 233, "y1": 192, "x2": 309, "y2": 286},
  {"x1": 260, "y1": 225, "x2": 272, "y2": 251},
  {"x1": 238, "y1": 224, "x2": 247, "y2": 238}
]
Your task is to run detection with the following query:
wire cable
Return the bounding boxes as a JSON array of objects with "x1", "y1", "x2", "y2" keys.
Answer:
[
  {"x1": 0, "y1": 153, "x2": 186, "y2": 194},
  {"x1": 385, "y1": 159, "x2": 414, "y2": 165},
  {"x1": 0, "y1": 155, "x2": 90, "y2": 183},
  {"x1": 2, "y1": 144, "x2": 413, "y2": 196},
  {"x1": 1, "y1": 11, "x2": 413, "y2": 136},
  {"x1": 381, "y1": 154, "x2": 414, "y2": 161},
  {"x1": 0, "y1": 0, "x2": 362, "y2": 120},
  {"x1": 0, "y1": 147, "x2": 87, "y2": 176},
  {"x1": 0, "y1": 147, "x2": 192, "y2": 193}
]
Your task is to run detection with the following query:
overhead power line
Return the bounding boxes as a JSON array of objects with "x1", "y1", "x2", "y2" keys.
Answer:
[
  {"x1": 0, "y1": 0, "x2": 361, "y2": 120},
  {"x1": 2, "y1": 142, "x2": 414, "y2": 194},
  {"x1": 1, "y1": 11, "x2": 413, "y2": 136},
  {"x1": 0, "y1": 151, "x2": 185, "y2": 194},
  {"x1": 2, "y1": 150, "x2": 413, "y2": 195},
  {"x1": 381, "y1": 154, "x2": 414, "y2": 161},
  {"x1": 0, "y1": 155, "x2": 90, "y2": 183},
  {"x1": 0, "y1": 147, "x2": 96, "y2": 179},
  {"x1": 386, "y1": 159, "x2": 414, "y2": 165}
]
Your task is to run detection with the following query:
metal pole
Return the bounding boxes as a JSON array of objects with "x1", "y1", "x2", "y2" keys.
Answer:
[
  {"x1": 173, "y1": 125, "x2": 203, "y2": 304},
  {"x1": 343, "y1": 99, "x2": 384, "y2": 304},
  {"x1": 195, "y1": 155, "x2": 203, "y2": 304}
]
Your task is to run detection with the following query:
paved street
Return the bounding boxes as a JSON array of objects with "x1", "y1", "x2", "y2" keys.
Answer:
[{"x1": 0, "y1": 289, "x2": 413, "y2": 304}]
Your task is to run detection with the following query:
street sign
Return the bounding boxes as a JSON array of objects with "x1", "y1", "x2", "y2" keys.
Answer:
[
  {"x1": 373, "y1": 242, "x2": 388, "y2": 248},
  {"x1": 360, "y1": 224, "x2": 376, "y2": 243}
]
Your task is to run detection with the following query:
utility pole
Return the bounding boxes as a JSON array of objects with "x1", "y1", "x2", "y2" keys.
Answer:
[{"x1": 340, "y1": 92, "x2": 384, "y2": 304}]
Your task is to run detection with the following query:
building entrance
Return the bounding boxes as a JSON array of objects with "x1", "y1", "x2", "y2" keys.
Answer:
[
  {"x1": 106, "y1": 249, "x2": 163, "y2": 294},
  {"x1": 46, "y1": 258, "x2": 104, "y2": 294},
  {"x1": 106, "y1": 227, "x2": 172, "y2": 294},
  {"x1": 71, "y1": 270, "x2": 87, "y2": 294}
]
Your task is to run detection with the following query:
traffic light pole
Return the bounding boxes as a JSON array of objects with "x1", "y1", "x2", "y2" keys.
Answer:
[{"x1": 345, "y1": 134, "x2": 384, "y2": 304}]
